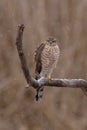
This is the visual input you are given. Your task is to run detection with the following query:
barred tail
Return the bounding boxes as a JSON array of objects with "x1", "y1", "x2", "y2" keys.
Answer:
[
  {"x1": 35, "y1": 87, "x2": 44, "y2": 101},
  {"x1": 35, "y1": 72, "x2": 44, "y2": 101}
]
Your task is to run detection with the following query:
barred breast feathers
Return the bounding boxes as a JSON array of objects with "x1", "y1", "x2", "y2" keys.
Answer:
[{"x1": 41, "y1": 44, "x2": 60, "y2": 77}]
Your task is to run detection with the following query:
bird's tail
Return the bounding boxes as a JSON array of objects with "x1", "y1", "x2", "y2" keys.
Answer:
[
  {"x1": 35, "y1": 86, "x2": 44, "y2": 101},
  {"x1": 35, "y1": 74, "x2": 44, "y2": 101}
]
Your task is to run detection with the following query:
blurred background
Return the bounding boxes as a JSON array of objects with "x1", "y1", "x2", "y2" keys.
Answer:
[{"x1": 0, "y1": 0, "x2": 87, "y2": 130}]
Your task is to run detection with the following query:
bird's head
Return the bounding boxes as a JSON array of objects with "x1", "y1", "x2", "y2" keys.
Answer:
[{"x1": 46, "y1": 37, "x2": 57, "y2": 46}]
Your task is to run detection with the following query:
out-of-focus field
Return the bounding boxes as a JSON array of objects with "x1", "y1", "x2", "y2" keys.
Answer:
[{"x1": 0, "y1": 0, "x2": 87, "y2": 130}]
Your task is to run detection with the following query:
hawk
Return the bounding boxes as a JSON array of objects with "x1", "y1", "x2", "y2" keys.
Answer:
[{"x1": 34, "y1": 37, "x2": 60, "y2": 100}]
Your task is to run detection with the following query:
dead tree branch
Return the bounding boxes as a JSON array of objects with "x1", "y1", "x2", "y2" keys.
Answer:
[{"x1": 16, "y1": 24, "x2": 87, "y2": 91}]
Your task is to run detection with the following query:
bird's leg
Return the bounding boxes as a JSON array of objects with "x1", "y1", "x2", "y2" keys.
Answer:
[
  {"x1": 45, "y1": 74, "x2": 52, "y2": 82},
  {"x1": 46, "y1": 66, "x2": 55, "y2": 82}
]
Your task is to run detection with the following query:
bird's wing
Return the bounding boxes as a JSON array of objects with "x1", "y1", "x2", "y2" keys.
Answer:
[{"x1": 34, "y1": 43, "x2": 45, "y2": 79}]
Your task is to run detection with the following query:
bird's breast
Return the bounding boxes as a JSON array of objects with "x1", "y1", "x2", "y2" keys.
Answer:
[{"x1": 41, "y1": 44, "x2": 59, "y2": 66}]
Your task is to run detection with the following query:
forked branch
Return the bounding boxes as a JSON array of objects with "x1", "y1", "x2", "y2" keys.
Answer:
[{"x1": 16, "y1": 24, "x2": 87, "y2": 91}]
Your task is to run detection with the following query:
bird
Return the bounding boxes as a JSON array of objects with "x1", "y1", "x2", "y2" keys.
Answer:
[{"x1": 34, "y1": 37, "x2": 60, "y2": 101}]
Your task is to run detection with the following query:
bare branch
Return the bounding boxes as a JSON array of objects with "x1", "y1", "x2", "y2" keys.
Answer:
[
  {"x1": 15, "y1": 24, "x2": 87, "y2": 91},
  {"x1": 37, "y1": 78, "x2": 87, "y2": 88},
  {"x1": 16, "y1": 24, "x2": 33, "y2": 85}
]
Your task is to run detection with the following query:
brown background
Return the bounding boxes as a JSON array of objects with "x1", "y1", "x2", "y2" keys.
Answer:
[{"x1": 0, "y1": 0, "x2": 87, "y2": 130}]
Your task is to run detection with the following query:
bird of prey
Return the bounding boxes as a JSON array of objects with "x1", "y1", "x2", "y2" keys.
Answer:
[{"x1": 34, "y1": 37, "x2": 60, "y2": 100}]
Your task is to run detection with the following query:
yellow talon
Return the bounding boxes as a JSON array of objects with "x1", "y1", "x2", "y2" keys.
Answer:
[{"x1": 45, "y1": 74, "x2": 52, "y2": 82}]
